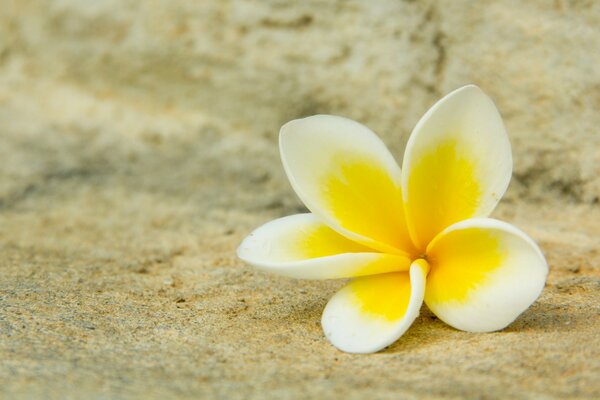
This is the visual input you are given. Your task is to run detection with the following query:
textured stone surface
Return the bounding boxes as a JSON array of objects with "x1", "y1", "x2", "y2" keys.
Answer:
[{"x1": 0, "y1": 0, "x2": 599, "y2": 398}]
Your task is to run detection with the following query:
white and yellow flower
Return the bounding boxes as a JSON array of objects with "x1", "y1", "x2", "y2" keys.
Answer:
[{"x1": 237, "y1": 85, "x2": 548, "y2": 354}]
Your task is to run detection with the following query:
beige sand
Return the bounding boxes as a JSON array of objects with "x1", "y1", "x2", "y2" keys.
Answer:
[{"x1": 0, "y1": 1, "x2": 599, "y2": 398}]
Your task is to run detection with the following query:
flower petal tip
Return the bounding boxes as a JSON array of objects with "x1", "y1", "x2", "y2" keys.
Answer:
[
  {"x1": 321, "y1": 261, "x2": 427, "y2": 354},
  {"x1": 425, "y1": 218, "x2": 548, "y2": 333},
  {"x1": 237, "y1": 214, "x2": 411, "y2": 280}
]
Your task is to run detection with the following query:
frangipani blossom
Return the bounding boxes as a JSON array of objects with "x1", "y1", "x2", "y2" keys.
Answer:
[{"x1": 238, "y1": 85, "x2": 548, "y2": 354}]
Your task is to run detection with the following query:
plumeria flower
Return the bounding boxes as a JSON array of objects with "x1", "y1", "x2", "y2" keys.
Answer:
[{"x1": 238, "y1": 85, "x2": 548, "y2": 354}]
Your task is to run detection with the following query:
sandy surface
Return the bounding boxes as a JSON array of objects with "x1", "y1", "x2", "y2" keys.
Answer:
[{"x1": 1, "y1": 1, "x2": 599, "y2": 399}]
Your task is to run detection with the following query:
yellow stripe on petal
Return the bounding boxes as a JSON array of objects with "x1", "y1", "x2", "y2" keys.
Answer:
[
  {"x1": 402, "y1": 85, "x2": 512, "y2": 250},
  {"x1": 238, "y1": 214, "x2": 411, "y2": 280},
  {"x1": 349, "y1": 271, "x2": 412, "y2": 321},
  {"x1": 406, "y1": 138, "x2": 481, "y2": 250},
  {"x1": 280, "y1": 115, "x2": 416, "y2": 256},
  {"x1": 322, "y1": 154, "x2": 415, "y2": 255},
  {"x1": 296, "y1": 223, "x2": 370, "y2": 260},
  {"x1": 426, "y1": 225, "x2": 502, "y2": 304},
  {"x1": 424, "y1": 218, "x2": 548, "y2": 332},
  {"x1": 321, "y1": 261, "x2": 427, "y2": 353}
]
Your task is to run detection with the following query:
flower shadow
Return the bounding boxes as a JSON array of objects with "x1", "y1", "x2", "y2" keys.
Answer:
[
  {"x1": 503, "y1": 300, "x2": 587, "y2": 333},
  {"x1": 382, "y1": 307, "x2": 450, "y2": 354},
  {"x1": 381, "y1": 298, "x2": 582, "y2": 354}
]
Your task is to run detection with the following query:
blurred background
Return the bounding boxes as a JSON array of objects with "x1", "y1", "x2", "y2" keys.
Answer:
[{"x1": 1, "y1": 1, "x2": 599, "y2": 398}]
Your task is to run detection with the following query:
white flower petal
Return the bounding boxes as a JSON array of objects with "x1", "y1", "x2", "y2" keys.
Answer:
[
  {"x1": 237, "y1": 214, "x2": 411, "y2": 279},
  {"x1": 425, "y1": 218, "x2": 548, "y2": 332},
  {"x1": 402, "y1": 85, "x2": 512, "y2": 250},
  {"x1": 321, "y1": 260, "x2": 428, "y2": 353},
  {"x1": 280, "y1": 115, "x2": 416, "y2": 256}
]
